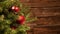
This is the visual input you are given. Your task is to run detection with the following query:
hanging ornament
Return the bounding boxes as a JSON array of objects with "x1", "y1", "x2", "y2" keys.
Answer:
[
  {"x1": 10, "y1": 26, "x2": 16, "y2": 30},
  {"x1": 10, "y1": 23, "x2": 19, "y2": 30},
  {"x1": 15, "y1": 7, "x2": 19, "y2": 12},
  {"x1": 11, "y1": 6, "x2": 20, "y2": 12},
  {"x1": 17, "y1": 16, "x2": 25, "y2": 25},
  {"x1": 11, "y1": 6, "x2": 15, "y2": 10}
]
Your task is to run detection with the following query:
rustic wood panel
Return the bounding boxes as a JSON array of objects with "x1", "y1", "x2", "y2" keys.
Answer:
[
  {"x1": 21, "y1": 0, "x2": 60, "y2": 34},
  {"x1": 30, "y1": 8, "x2": 60, "y2": 17},
  {"x1": 35, "y1": 16, "x2": 60, "y2": 25}
]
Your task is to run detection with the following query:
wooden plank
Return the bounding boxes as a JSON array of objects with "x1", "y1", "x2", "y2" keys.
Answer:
[
  {"x1": 21, "y1": 0, "x2": 60, "y2": 7},
  {"x1": 20, "y1": 0, "x2": 60, "y2": 34},
  {"x1": 35, "y1": 16, "x2": 60, "y2": 25},
  {"x1": 33, "y1": 28, "x2": 59, "y2": 34},
  {"x1": 30, "y1": 8, "x2": 60, "y2": 17}
]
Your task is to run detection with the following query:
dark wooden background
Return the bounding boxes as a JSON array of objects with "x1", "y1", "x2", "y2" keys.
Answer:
[{"x1": 20, "y1": 0, "x2": 60, "y2": 34}]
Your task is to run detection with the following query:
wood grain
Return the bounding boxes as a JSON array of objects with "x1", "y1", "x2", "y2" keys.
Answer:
[{"x1": 21, "y1": 0, "x2": 60, "y2": 34}]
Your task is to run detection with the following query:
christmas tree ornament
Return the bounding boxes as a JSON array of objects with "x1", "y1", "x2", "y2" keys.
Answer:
[
  {"x1": 10, "y1": 26, "x2": 16, "y2": 30},
  {"x1": 15, "y1": 6, "x2": 19, "y2": 12},
  {"x1": 17, "y1": 16, "x2": 25, "y2": 24},
  {"x1": 11, "y1": 6, "x2": 19, "y2": 12},
  {"x1": 11, "y1": 6, "x2": 15, "y2": 10}
]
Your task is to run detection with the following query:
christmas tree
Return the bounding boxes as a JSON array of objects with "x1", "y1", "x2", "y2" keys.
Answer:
[{"x1": 0, "y1": 0, "x2": 37, "y2": 34}]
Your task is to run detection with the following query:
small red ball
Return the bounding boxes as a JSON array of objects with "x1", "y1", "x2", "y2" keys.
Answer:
[
  {"x1": 17, "y1": 16, "x2": 25, "y2": 25},
  {"x1": 11, "y1": 6, "x2": 20, "y2": 12},
  {"x1": 11, "y1": 26, "x2": 16, "y2": 30},
  {"x1": 15, "y1": 7, "x2": 19, "y2": 12},
  {"x1": 11, "y1": 6, "x2": 15, "y2": 10}
]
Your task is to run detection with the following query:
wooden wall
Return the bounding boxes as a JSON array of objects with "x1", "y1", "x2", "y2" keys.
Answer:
[{"x1": 20, "y1": 0, "x2": 60, "y2": 34}]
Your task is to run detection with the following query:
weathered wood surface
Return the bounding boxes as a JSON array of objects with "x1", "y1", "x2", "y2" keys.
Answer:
[{"x1": 21, "y1": 0, "x2": 60, "y2": 34}]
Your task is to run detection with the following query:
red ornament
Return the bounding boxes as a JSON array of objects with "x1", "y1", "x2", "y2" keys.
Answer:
[
  {"x1": 11, "y1": 26, "x2": 16, "y2": 30},
  {"x1": 11, "y1": 6, "x2": 20, "y2": 12},
  {"x1": 11, "y1": 6, "x2": 15, "y2": 10},
  {"x1": 17, "y1": 16, "x2": 25, "y2": 25}
]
